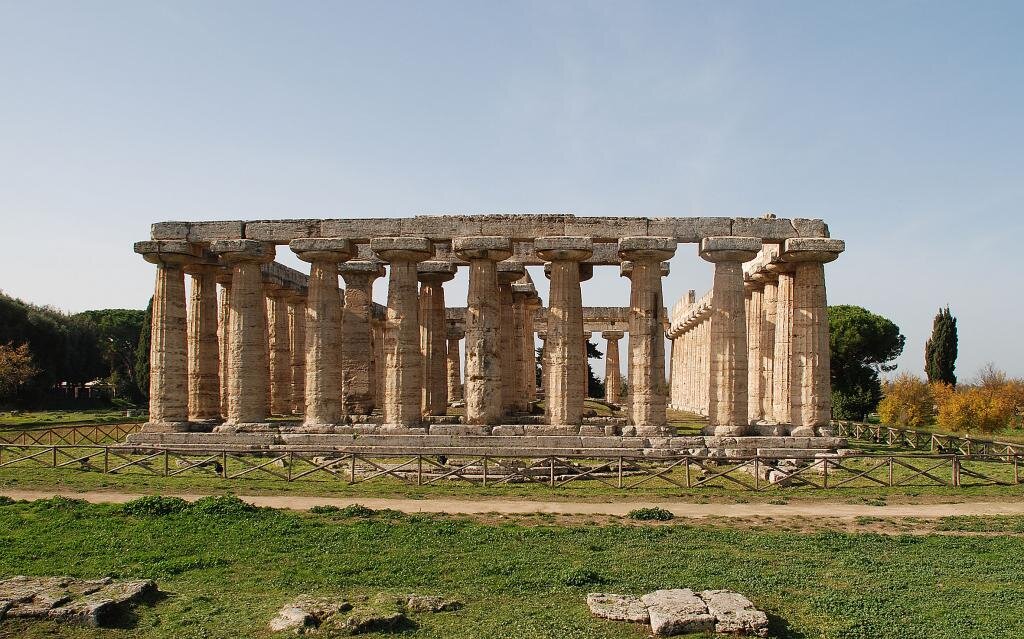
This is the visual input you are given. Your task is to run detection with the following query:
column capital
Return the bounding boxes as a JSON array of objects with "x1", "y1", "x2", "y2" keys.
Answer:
[
  {"x1": 620, "y1": 261, "x2": 670, "y2": 278},
  {"x1": 452, "y1": 236, "x2": 512, "y2": 261},
  {"x1": 602, "y1": 330, "x2": 624, "y2": 340},
  {"x1": 699, "y1": 236, "x2": 761, "y2": 263},
  {"x1": 497, "y1": 260, "x2": 526, "y2": 284},
  {"x1": 211, "y1": 239, "x2": 276, "y2": 264},
  {"x1": 371, "y1": 236, "x2": 433, "y2": 262},
  {"x1": 339, "y1": 260, "x2": 386, "y2": 285},
  {"x1": 290, "y1": 238, "x2": 352, "y2": 263},
  {"x1": 446, "y1": 326, "x2": 465, "y2": 340},
  {"x1": 134, "y1": 240, "x2": 204, "y2": 266},
  {"x1": 417, "y1": 260, "x2": 457, "y2": 283},
  {"x1": 214, "y1": 267, "x2": 234, "y2": 285},
  {"x1": 781, "y1": 238, "x2": 845, "y2": 263},
  {"x1": 535, "y1": 236, "x2": 592, "y2": 262},
  {"x1": 618, "y1": 236, "x2": 677, "y2": 262}
]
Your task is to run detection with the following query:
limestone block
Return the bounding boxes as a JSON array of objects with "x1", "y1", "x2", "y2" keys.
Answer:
[
  {"x1": 535, "y1": 236, "x2": 593, "y2": 261},
  {"x1": 781, "y1": 237, "x2": 845, "y2": 262},
  {"x1": 322, "y1": 218, "x2": 405, "y2": 240},
  {"x1": 586, "y1": 593, "x2": 650, "y2": 623},
  {"x1": 134, "y1": 240, "x2": 200, "y2": 265},
  {"x1": 210, "y1": 239, "x2": 276, "y2": 263},
  {"x1": 564, "y1": 216, "x2": 649, "y2": 239},
  {"x1": 288, "y1": 238, "x2": 353, "y2": 261},
  {"x1": 151, "y1": 221, "x2": 244, "y2": 242},
  {"x1": 640, "y1": 589, "x2": 715, "y2": 636},
  {"x1": 245, "y1": 219, "x2": 322, "y2": 242},
  {"x1": 700, "y1": 590, "x2": 769, "y2": 637},
  {"x1": 452, "y1": 235, "x2": 513, "y2": 260},
  {"x1": 371, "y1": 236, "x2": 434, "y2": 261},
  {"x1": 699, "y1": 236, "x2": 762, "y2": 261}
]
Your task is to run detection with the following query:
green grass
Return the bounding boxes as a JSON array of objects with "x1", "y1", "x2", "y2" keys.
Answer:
[
  {"x1": 0, "y1": 498, "x2": 1022, "y2": 638},
  {"x1": 0, "y1": 410, "x2": 146, "y2": 430}
]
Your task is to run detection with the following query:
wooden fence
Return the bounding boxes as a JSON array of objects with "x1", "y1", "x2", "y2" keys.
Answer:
[
  {"x1": 833, "y1": 420, "x2": 1024, "y2": 457},
  {"x1": 0, "y1": 423, "x2": 142, "y2": 446},
  {"x1": 0, "y1": 445, "x2": 1019, "y2": 491}
]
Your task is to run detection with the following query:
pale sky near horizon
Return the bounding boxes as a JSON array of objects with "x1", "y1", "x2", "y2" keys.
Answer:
[{"x1": 1, "y1": 1, "x2": 1022, "y2": 380}]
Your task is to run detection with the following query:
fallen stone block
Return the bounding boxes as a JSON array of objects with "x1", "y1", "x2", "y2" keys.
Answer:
[
  {"x1": 586, "y1": 593, "x2": 649, "y2": 623},
  {"x1": 640, "y1": 589, "x2": 716, "y2": 636},
  {"x1": 701, "y1": 590, "x2": 769, "y2": 637},
  {"x1": 0, "y1": 576, "x2": 157, "y2": 627}
]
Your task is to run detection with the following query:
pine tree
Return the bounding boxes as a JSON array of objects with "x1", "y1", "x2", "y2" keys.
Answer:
[{"x1": 924, "y1": 306, "x2": 957, "y2": 386}]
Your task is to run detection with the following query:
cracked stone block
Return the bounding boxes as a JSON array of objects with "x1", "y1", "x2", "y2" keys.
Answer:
[
  {"x1": 640, "y1": 589, "x2": 716, "y2": 636},
  {"x1": 586, "y1": 593, "x2": 650, "y2": 623},
  {"x1": 700, "y1": 590, "x2": 769, "y2": 637}
]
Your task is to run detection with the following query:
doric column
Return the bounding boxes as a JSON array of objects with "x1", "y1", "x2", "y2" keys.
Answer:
[
  {"x1": 582, "y1": 331, "x2": 593, "y2": 399},
  {"x1": 418, "y1": 261, "x2": 456, "y2": 416},
  {"x1": 290, "y1": 239, "x2": 352, "y2": 427},
  {"x1": 446, "y1": 327, "x2": 464, "y2": 402},
  {"x1": 339, "y1": 261, "x2": 386, "y2": 415},
  {"x1": 453, "y1": 237, "x2": 513, "y2": 425},
  {"x1": 184, "y1": 263, "x2": 221, "y2": 423},
  {"x1": 511, "y1": 286, "x2": 530, "y2": 413},
  {"x1": 497, "y1": 262, "x2": 526, "y2": 414},
  {"x1": 372, "y1": 317, "x2": 385, "y2": 410},
  {"x1": 215, "y1": 270, "x2": 232, "y2": 419},
  {"x1": 619, "y1": 238, "x2": 677, "y2": 434},
  {"x1": 536, "y1": 237, "x2": 592, "y2": 427},
  {"x1": 523, "y1": 293, "x2": 541, "y2": 405},
  {"x1": 745, "y1": 280, "x2": 764, "y2": 423},
  {"x1": 603, "y1": 330, "x2": 624, "y2": 404},
  {"x1": 372, "y1": 237, "x2": 434, "y2": 428},
  {"x1": 265, "y1": 283, "x2": 292, "y2": 417},
  {"x1": 537, "y1": 331, "x2": 548, "y2": 400},
  {"x1": 285, "y1": 288, "x2": 307, "y2": 415},
  {"x1": 699, "y1": 237, "x2": 760, "y2": 436},
  {"x1": 210, "y1": 240, "x2": 275, "y2": 425},
  {"x1": 755, "y1": 273, "x2": 777, "y2": 422},
  {"x1": 134, "y1": 241, "x2": 197, "y2": 431},
  {"x1": 782, "y1": 238, "x2": 845, "y2": 435},
  {"x1": 769, "y1": 264, "x2": 795, "y2": 426}
]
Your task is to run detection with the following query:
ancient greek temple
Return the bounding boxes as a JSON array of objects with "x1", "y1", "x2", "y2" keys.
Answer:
[{"x1": 134, "y1": 214, "x2": 843, "y2": 452}]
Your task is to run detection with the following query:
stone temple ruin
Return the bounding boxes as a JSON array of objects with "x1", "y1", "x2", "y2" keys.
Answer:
[{"x1": 129, "y1": 214, "x2": 845, "y2": 457}]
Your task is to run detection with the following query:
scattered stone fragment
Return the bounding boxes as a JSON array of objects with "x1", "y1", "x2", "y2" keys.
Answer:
[
  {"x1": 586, "y1": 593, "x2": 649, "y2": 623},
  {"x1": 701, "y1": 590, "x2": 769, "y2": 637},
  {"x1": 641, "y1": 589, "x2": 716, "y2": 636},
  {"x1": 404, "y1": 594, "x2": 462, "y2": 613},
  {"x1": 269, "y1": 592, "x2": 460, "y2": 635},
  {"x1": 0, "y1": 576, "x2": 157, "y2": 627}
]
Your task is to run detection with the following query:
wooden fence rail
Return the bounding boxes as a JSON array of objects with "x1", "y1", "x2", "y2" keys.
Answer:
[
  {"x1": 0, "y1": 423, "x2": 142, "y2": 446},
  {"x1": 0, "y1": 444, "x2": 1019, "y2": 491},
  {"x1": 833, "y1": 420, "x2": 1024, "y2": 457}
]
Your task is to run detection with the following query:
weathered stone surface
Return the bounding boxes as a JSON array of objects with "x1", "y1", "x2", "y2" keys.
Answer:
[
  {"x1": 586, "y1": 593, "x2": 649, "y2": 623},
  {"x1": 640, "y1": 589, "x2": 716, "y2": 636},
  {"x1": 269, "y1": 592, "x2": 459, "y2": 635},
  {"x1": 700, "y1": 590, "x2": 769, "y2": 637},
  {"x1": 151, "y1": 220, "x2": 244, "y2": 242},
  {"x1": 0, "y1": 576, "x2": 157, "y2": 628},
  {"x1": 404, "y1": 594, "x2": 462, "y2": 613}
]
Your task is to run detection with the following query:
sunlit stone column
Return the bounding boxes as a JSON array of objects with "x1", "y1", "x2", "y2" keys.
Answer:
[
  {"x1": 210, "y1": 240, "x2": 275, "y2": 425},
  {"x1": 418, "y1": 261, "x2": 456, "y2": 416},
  {"x1": 453, "y1": 237, "x2": 512, "y2": 426},
  {"x1": 537, "y1": 237, "x2": 592, "y2": 427},
  {"x1": 134, "y1": 241, "x2": 196, "y2": 432},
  {"x1": 745, "y1": 280, "x2": 764, "y2": 423},
  {"x1": 537, "y1": 331, "x2": 548, "y2": 401},
  {"x1": 372, "y1": 237, "x2": 434, "y2": 429},
  {"x1": 782, "y1": 238, "x2": 845, "y2": 435},
  {"x1": 523, "y1": 293, "x2": 541, "y2": 405},
  {"x1": 339, "y1": 261, "x2": 386, "y2": 415},
  {"x1": 755, "y1": 273, "x2": 777, "y2": 422},
  {"x1": 769, "y1": 263, "x2": 795, "y2": 426},
  {"x1": 700, "y1": 237, "x2": 761, "y2": 436},
  {"x1": 497, "y1": 261, "x2": 526, "y2": 414},
  {"x1": 183, "y1": 263, "x2": 221, "y2": 423},
  {"x1": 602, "y1": 330, "x2": 623, "y2": 404},
  {"x1": 511, "y1": 282, "x2": 537, "y2": 413},
  {"x1": 620, "y1": 238, "x2": 677, "y2": 435},
  {"x1": 215, "y1": 270, "x2": 232, "y2": 419},
  {"x1": 446, "y1": 327, "x2": 464, "y2": 403},
  {"x1": 265, "y1": 283, "x2": 293, "y2": 417},
  {"x1": 285, "y1": 288, "x2": 307, "y2": 415},
  {"x1": 291, "y1": 239, "x2": 352, "y2": 427},
  {"x1": 582, "y1": 331, "x2": 593, "y2": 399}
]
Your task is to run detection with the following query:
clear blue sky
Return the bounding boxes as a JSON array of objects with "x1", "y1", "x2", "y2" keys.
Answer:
[{"x1": 1, "y1": 1, "x2": 1022, "y2": 379}]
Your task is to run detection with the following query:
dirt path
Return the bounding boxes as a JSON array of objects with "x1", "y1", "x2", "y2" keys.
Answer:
[{"x1": 4, "y1": 489, "x2": 1024, "y2": 519}]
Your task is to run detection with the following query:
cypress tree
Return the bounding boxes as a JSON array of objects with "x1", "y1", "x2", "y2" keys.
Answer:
[{"x1": 924, "y1": 306, "x2": 957, "y2": 386}]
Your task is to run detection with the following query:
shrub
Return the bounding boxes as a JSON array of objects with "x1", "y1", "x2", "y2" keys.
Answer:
[
  {"x1": 0, "y1": 496, "x2": 15, "y2": 506},
  {"x1": 187, "y1": 495, "x2": 257, "y2": 517},
  {"x1": 121, "y1": 495, "x2": 189, "y2": 517},
  {"x1": 560, "y1": 567, "x2": 607, "y2": 587},
  {"x1": 31, "y1": 496, "x2": 87, "y2": 511},
  {"x1": 877, "y1": 374, "x2": 934, "y2": 427},
  {"x1": 628, "y1": 507, "x2": 674, "y2": 521},
  {"x1": 309, "y1": 504, "x2": 342, "y2": 514},
  {"x1": 936, "y1": 380, "x2": 1024, "y2": 434},
  {"x1": 337, "y1": 504, "x2": 377, "y2": 518}
]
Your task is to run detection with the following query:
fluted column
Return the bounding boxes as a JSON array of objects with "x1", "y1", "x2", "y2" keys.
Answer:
[
  {"x1": 339, "y1": 261, "x2": 386, "y2": 415},
  {"x1": 215, "y1": 270, "x2": 232, "y2": 419},
  {"x1": 265, "y1": 284, "x2": 292, "y2": 417},
  {"x1": 453, "y1": 237, "x2": 513, "y2": 425},
  {"x1": 372, "y1": 317, "x2": 385, "y2": 410},
  {"x1": 700, "y1": 237, "x2": 760, "y2": 436},
  {"x1": 372, "y1": 237, "x2": 434, "y2": 429},
  {"x1": 418, "y1": 261, "x2": 456, "y2": 416},
  {"x1": 497, "y1": 262, "x2": 526, "y2": 414},
  {"x1": 511, "y1": 286, "x2": 530, "y2": 413},
  {"x1": 537, "y1": 331, "x2": 548, "y2": 401},
  {"x1": 291, "y1": 239, "x2": 352, "y2": 426},
  {"x1": 582, "y1": 331, "x2": 593, "y2": 400},
  {"x1": 183, "y1": 263, "x2": 221, "y2": 423},
  {"x1": 782, "y1": 238, "x2": 845, "y2": 435},
  {"x1": 756, "y1": 274, "x2": 777, "y2": 422},
  {"x1": 210, "y1": 240, "x2": 275, "y2": 425},
  {"x1": 603, "y1": 330, "x2": 623, "y2": 404},
  {"x1": 446, "y1": 328, "x2": 464, "y2": 402},
  {"x1": 134, "y1": 241, "x2": 196, "y2": 431},
  {"x1": 746, "y1": 281, "x2": 764, "y2": 423},
  {"x1": 285, "y1": 289, "x2": 307, "y2": 415},
  {"x1": 523, "y1": 294, "x2": 541, "y2": 406},
  {"x1": 769, "y1": 265, "x2": 795, "y2": 425},
  {"x1": 537, "y1": 237, "x2": 592, "y2": 427},
  {"x1": 619, "y1": 238, "x2": 677, "y2": 434}
]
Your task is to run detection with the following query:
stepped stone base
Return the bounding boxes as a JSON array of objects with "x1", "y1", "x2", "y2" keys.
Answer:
[{"x1": 124, "y1": 428, "x2": 847, "y2": 458}]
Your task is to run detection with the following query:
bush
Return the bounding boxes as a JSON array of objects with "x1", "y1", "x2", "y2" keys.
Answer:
[
  {"x1": 121, "y1": 495, "x2": 189, "y2": 517},
  {"x1": 936, "y1": 380, "x2": 1024, "y2": 434},
  {"x1": 877, "y1": 374, "x2": 934, "y2": 427},
  {"x1": 628, "y1": 507, "x2": 674, "y2": 521},
  {"x1": 187, "y1": 495, "x2": 257, "y2": 517},
  {"x1": 31, "y1": 496, "x2": 87, "y2": 511},
  {"x1": 0, "y1": 495, "x2": 15, "y2": 506},
  {"x1": 309, "y1": 504, "x2": 342, "y2": 514},
  {"x1": 337, "y1": 504, "x2": 377, "y2": 518},
  {"x1": 560, "y1": 567, "x2": 607, "y2": 587}
]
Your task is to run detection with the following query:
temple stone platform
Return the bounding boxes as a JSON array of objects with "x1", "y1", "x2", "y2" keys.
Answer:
[{"x1": 124, "y1": 427, "x2": 847, "y2": 458}]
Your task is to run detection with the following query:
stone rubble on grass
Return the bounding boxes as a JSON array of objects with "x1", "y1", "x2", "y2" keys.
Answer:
[
  {"x1": 588, "y1": 588, "x2": 768, "y2": 637},
  {"x1": 269, "y1": 592, "x2": 462, "y2": 635},
  {"x1": 0, "y1": 576, "x2": 158, "y2": 628}
]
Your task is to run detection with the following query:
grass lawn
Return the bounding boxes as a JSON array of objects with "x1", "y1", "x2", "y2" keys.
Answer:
[
  {"x1": 0, "y1": 410, "x2": 146, "y2": 431},
  {"x1": 0, "y1": 496, "x2": 1021, "y2": 638}
]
